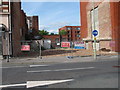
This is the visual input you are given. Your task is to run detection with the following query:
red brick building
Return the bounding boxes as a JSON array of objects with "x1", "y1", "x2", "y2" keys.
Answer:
[
  {"x1": 43, "y1": 35, "x2": 68, "y2": 48},
  {"x1": 20, "y1": 10, "x2": 28, "y2": 40},
  {"x1": 27, "y1": 16, "x2": 39, "y2": 36},
  {"x1": 0, "y1": 0, "x2": 39, "y2": 58},
  {"x1": 59, "y1": 26, "x2": 81, "y2": 42},
  {"x1": 80, "y1": 1, "x2": 120, "y2": 52}
]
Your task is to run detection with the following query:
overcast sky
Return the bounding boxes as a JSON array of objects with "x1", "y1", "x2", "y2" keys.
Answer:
[{"x1": 21, "y1": 2, "x2": 80, "y2": 34}]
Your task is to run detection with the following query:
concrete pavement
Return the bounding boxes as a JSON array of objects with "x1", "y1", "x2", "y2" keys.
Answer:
[{"x1": 1, "y1": 55, "x2": 118, "y2": 66}]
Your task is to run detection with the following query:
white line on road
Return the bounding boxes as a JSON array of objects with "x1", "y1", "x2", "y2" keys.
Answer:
[
  {"x1": 27, "y1": 79, "x2": 74, "y2": 88},
  {"x1": 30, "y1": 65, "x2": 49, "y2": 68},
  {"x1": 0, "y1": 66, "x2": 27, "y2": 69},
  {"x1": 27, "y1": 67, "x2": 95, "y2": 73},
  {"x1": 0, "y1": 83, "x2": 26, "y2": 88},
  {"x1": 0, "y1": 79, "x2": 74, "y2": 88}
]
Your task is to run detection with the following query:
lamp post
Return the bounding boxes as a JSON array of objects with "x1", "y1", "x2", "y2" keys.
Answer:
[
  {"x1": 92, "y1": 0, "x2": 97, "y2": 60},
  {"x1": 0, "y1": 31, "x2": 3, "y2": 59},
  {"x1": 39, "y1": 40, "x2": 42, "y2": 59}
]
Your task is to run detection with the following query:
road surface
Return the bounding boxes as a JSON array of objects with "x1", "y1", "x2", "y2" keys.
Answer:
[{"x1": 0, "y1": 56, "x2": 119, "y2": 89}]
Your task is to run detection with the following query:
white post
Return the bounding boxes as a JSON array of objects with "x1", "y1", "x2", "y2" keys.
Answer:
[
  {"x1": 39, "y1": 40, "x2": 42, "y2": 59},
  {"x1": 94, "y1": 37, "x2": 97, "y2": 60},
  {"x1": 93, "y1": 0, "x2": 97, "y2": 60}
]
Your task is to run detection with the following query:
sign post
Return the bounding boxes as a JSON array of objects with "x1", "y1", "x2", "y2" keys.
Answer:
[
  {"x1": 37, "y1": 40, "x2": 42, "y2": 59},
  {"x1": 92, "y1": 30, "x2": 98, "y2": 60}
]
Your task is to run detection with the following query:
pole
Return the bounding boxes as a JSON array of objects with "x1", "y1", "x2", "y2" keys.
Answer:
[
  {"x1": 7, "y1": 0, "x2": 11, "y2": 62},
  {"x1": 39, "y1": 40, "x2": 42, "y2": 59},
  {"x1": 94, "y1": 37, "x2": 97, "y2": 60},
  {"x1": 6, "y1": 32, "x2": 9, "y2": 62},
  {"x1": 93, "y1": 0, "x2": 97, "y2": 60}
]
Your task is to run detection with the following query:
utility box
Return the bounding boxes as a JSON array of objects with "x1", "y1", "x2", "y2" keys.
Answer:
[{"x1": 43, "y1": 39, "x2": 51, "y2": 49}]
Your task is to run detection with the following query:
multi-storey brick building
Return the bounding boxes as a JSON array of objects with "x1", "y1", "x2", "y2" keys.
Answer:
[
  {"x1": 59, "y1": 26, "x2": 81, "y2": 42},
  {"x1": 27, "y1": 16, "x2": 39, "y2": 40},
  {"x1": 0, "y1": 0, "x2": 39, "y2": 58},
  {"x1": 80, "y1": 1, "x2": 120, "y2": 52}
]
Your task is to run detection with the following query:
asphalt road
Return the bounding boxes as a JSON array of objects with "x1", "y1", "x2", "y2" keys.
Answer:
[{"x1": 0, "y1": 56, "x2": 119, "y2": 89}]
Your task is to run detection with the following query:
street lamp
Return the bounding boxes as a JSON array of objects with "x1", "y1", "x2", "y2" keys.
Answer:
[{"x1": 92, "y1": 0, "x2": 97, "y2": 60}]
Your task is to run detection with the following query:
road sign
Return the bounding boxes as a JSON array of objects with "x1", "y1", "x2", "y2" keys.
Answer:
[
  {"x1": 21, "y1": 45, "x2": 30, "y2": 51},
  {"x1": 61, "y1": 42, "x2": 70, "y2": 48},
  {"x1": 92, "y1": 30, "x2": 98, "y2": 37},
  {"x1": 74, "y1": 41, "x2": 85, "y2": 49}
]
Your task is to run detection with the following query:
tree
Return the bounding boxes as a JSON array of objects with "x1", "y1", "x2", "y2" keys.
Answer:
[
  {"x1": 59, "y1": 30, "x2": 67, "y2": 46},
  {"x1": 50, "y1": 33, "x2": 55, "y2": 35},
  {"x1": 39, "y1": 30, "x2": 49, "y2": 35},
  {"x1": 59, "y1": 30, "x2": 67, "y2": 35}
]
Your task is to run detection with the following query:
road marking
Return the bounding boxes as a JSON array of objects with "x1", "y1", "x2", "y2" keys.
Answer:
[
  {"x1": 27, "y1": 79, "x2": 73, "y2": 88},
  {"x1": 0, "y1": 66, "x2": 27, "y2": 69},
  {"x1": 0, "y1": 83, "x2": 26, "y2": 88},
  {"x1": 0, "y1": 79, "x2": 74, "y2": 88},
  {"x1": 30, "y1": 65, "x2": 48, "y2": 68},
  {"x1": 110, "y1": 56, "x2": 118, "y2": 58},
  {"x1": 27, "y1": 67, "x2": 95, "y2": 73}
]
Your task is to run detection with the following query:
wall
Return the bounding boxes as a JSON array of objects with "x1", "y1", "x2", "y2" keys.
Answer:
[
  {"x1": 80, "y1": 2, "x2": 88, "y2": 39},
  {"x1": 80, "y1": 1, "x2": 120, "y2": 52},
  {"x1": 110, "y1": 1, "x2": 120, "y2": 52},
  {"x1": 43, "y1": 35, "x2": 68, "y2": 48},
  {"x1": 11, "y1": 2, "x2": 22, "y2": 56},
  {"x1": 20, "y1": 10, "x2": 28, "y2": 40}
]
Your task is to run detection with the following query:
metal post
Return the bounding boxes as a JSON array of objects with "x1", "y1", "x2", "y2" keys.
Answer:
[
  {"x1": 93, "y1": 0, "x2": 97, "y2": 60},
  {"x1": 6, "y1": 32, "x2": 9, "y2": 62},
  {"x1": 39, "y1": 40, "x2": 42, "y2": 59},
  {"x1": 94, "y1": 37, "x2": 97, "y2": 60}
]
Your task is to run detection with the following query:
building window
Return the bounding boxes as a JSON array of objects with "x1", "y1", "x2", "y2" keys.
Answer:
[
  {"x1": 55, "y1": 38, "x2": 59, "y2": 43},
  {"x1": 67, "y1": 31, "x2": 70, "y2": 34},
  {"x1": 67, "y1": 27, "x2": 71, "y2": 30},
  {"x1": 76, "y1": 35, "x2": 80, "y2": 37},
  {"x1": 77, "y1": 31, "x2": 80, "y2": 33},
  {"x1": 76, "y1": 27, "x2": 80, "y2": 30},
  {"x1": 62, "y1": 38, "x2": 66, "y2": 42}
]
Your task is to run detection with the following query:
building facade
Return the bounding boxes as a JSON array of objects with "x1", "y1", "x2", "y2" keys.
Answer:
[
  {"x1": 43, "y1": 35, "x2": 68, "y2": 48},
  {"x1": 0, "y1": 0, "x2": 12, "y2": 58},
  {"x1": 59, "y1": 26, "x2": 81, "y2": 42},
  {"x1": 27, "y1": 16, "x2": 39, "y2": 39},
  {"x1": 0, "y1": 0, "x2": 40, "y2": 58},
  {"x1": 80, "y1": 1, "x2": 120, "y2": 52}
]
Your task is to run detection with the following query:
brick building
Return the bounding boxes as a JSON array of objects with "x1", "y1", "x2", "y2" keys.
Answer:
[
  {"x1": 59, "y1": 26, "x2": 81, "y2": 42},
  {"x1": 43, "y1": 35, "x2": 68, "y2": 48},
  {"x1": 0, "y1": 0, "x2": 39, "y2": 58},
  {"x1": 80, "y1": 1, "x2": 120, "y2": 52},
  {"x1": 26, "y1": 16, "x2": 39, "y2": 40},
  {"x1": 0, "y1": 0, "x2": 12, "y2": 58},
  {"x1": 20, "y1": 10, "x2": 28, "y2": 40}
]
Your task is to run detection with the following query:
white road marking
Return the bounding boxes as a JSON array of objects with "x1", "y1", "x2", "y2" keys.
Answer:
[
  {"x1": 27, "y1": 79, "x2": 74, "y2": 88},
  {"x1": 0, "y1": 79, "x2": 74, "y2": 88},
  {"x1": 27, "y1": 67, "x2": 95, "y2": 73},
  {"x1": 0, "y1": 83, "x2": 26, "y2": 88},
  {"x1": 110, "y1": 56, "x2": 118, "y2": 58},
  {"x1": 0, "y1": 66, "x2": 27, "y2": 69},
  {"x1": 30, "y1": 65, "x2": 48, "y2": 68}
]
